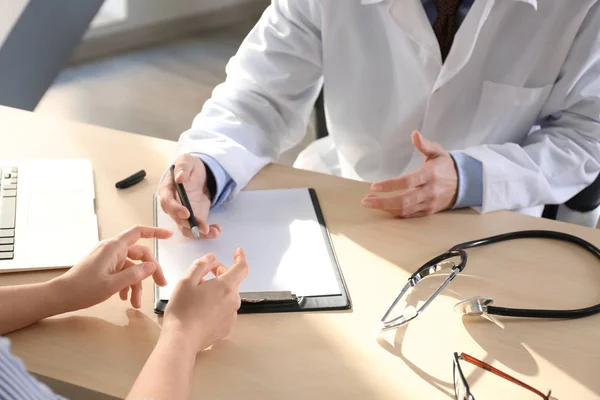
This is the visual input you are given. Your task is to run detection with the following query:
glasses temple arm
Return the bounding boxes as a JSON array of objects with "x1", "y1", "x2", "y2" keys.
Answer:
[{"x1": 460, "y1": 353, "x2": 551, "y2": 399}]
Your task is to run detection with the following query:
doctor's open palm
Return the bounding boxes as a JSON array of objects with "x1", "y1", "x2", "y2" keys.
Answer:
[
  {"x1": 362, "y1": 131, "x2": 459, "y2": 218},
  {"x1": 159, "y1": 154, "x2": 222, "y2": 239}
]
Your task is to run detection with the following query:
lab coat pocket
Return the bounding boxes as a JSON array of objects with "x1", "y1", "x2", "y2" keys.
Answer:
[{"x1": 468, "y1": 81, "x2": 553, "y2": 146}]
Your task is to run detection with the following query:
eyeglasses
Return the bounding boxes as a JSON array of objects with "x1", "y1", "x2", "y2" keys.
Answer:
[{"x1": 453, "y1": 352, "x2": 552, "y2": 400}]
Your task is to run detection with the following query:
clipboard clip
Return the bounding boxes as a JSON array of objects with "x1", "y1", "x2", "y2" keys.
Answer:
[{"x1": 241, "y1": 291, "x2": 298, "y2": 304}]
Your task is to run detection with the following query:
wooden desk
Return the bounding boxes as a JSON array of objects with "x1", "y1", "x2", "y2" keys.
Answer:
[{"x1": 1, "y1": 105, "x2": 599, "y2": 399}]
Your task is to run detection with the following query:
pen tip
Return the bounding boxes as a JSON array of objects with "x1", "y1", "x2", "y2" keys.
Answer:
[{"x1": 191, "y1": 226, "x2": 201, "y2": 239}]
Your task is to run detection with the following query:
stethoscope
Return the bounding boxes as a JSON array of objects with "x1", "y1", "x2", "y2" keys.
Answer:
[{"x1": 381, "y1": 230, "x2": 600, "y2": 331}]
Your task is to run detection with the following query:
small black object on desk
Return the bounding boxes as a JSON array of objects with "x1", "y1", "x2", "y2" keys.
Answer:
[{"x1": 115, "y1": 170, "x2": 146, "y2": 189}]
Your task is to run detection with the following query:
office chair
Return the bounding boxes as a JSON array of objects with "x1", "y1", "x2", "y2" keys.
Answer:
[
  {"x1": 543, "y1": 174, "x2": 600, "y2": 228},
  {"x1": 313, "y1": 93, "x2": 600, "y2": 228}
]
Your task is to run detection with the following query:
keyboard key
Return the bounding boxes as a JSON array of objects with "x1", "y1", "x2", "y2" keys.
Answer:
[
  {"x1": 0, "y1": 197, "x2": 16, "y2": 229},
  {"x1": 9, "y1": 178, "x2": 16, "y2": 184},
  {"x1": 1, "y1": 189, "x2": 15, "y2": 197},
  {"x1": 0, "y1": 252, "x2": 13, "y2": 260},
  {"x1": 0, "y1": 229, "x2": 14, "y2": 238},
  {"x1": 0, "y1": 237, "x2": 13, "y2": 244},
  {"x1": 10, "y1": 167, "x2": 17, "y2": 172},
  {"x1": 0, "y1": 244, "x2": 13, "y2": 252},
  {"x1": 2, "y1": 184, "x2": 15, "y2": 190}
]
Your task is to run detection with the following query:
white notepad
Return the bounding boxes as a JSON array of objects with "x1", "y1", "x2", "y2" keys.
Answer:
[{"x1": 156, "y1": 188, "x2": 342, "y2": 300}]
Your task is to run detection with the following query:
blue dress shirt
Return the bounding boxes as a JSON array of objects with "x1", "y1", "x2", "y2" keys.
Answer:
[
  {"x1": 196, "y1": 154, "x2": 235, "y2": 207},
  {"x1": 0, "y1": 337, "x2": 65, "y2": 399},
  {"x1": 199, "y1": 0, "x2": 483, "y2": 209}
]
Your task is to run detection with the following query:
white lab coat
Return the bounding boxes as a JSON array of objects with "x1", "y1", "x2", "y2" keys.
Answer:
[{"x1": 177, "y1": 0, "x2": 600, "y2": 216}]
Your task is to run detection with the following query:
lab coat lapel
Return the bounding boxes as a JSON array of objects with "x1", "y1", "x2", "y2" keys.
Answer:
[
  {"x1": 433, "y1": 0, "x2": 496, "y2": 91},
  {"x1": 387, "y1": 0, "x2": 442, "y2": 62},
  {"x1": 433, "y1": 0, "x2": 539, "y2": 91}
]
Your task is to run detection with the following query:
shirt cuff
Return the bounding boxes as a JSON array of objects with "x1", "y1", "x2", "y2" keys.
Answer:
[
  {"x1": 450, "y1": 152, "x2": 483, "y2": 209},
  {"x1": 194, "y1": 154, "x2": 235, "y2": 208}
]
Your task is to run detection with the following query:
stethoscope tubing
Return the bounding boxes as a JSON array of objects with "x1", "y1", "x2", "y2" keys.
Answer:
[{"x1": 450, "y1": 230, "x2": 600, "y2": 319}]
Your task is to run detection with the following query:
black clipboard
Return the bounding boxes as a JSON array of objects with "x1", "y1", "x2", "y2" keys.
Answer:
[{"x1": 153, "y1": 188, "x2": 352, "y2": 314}]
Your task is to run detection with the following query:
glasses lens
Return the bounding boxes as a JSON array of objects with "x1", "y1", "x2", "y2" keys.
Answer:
[{"x1": 453, "y1": 356, "x2": 471, "y2": 400}]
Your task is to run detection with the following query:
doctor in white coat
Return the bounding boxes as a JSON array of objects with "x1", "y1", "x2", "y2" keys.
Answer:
[{"x1": 159, "y1": 0, "x2": 600, "y2": 239}]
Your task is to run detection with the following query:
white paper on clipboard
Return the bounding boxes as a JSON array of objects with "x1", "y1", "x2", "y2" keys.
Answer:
[{"x1": 156, "y1": 188, "x2": 342, "y2": 300}]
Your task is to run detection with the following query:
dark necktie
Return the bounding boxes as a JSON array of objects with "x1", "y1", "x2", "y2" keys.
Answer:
[{"x1": 433, "y1": 0, "x2": 463, "y2": 62}]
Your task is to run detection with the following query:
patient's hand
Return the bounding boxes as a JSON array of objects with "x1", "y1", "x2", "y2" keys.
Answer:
[
  {"x1": 161, "y1": 249, "x2": 249, "y2": 353},
  {"x1": 159, "y1": 154, "x2": 221, "y2": 239},
  {"x1": 55, "y1": 225, "x2": 173, "y2": 311}
]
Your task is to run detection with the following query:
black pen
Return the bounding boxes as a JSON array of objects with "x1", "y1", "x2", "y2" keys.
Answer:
[{"x1": 170, "y1": 164, "x2": 201, "y2": 239}]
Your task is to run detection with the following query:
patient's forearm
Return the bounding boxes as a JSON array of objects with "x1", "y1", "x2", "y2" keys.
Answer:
[
  {"x1": 0, "y1": 280, "x2": 68, "y2": 335},
  {"x1": 128, "y1": 330, "x2": 196, "y2": 400}
]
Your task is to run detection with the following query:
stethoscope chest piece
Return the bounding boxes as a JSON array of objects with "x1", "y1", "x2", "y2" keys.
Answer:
[{"x1": 453, "y1": 296, "x2": 494, "y2": 316}]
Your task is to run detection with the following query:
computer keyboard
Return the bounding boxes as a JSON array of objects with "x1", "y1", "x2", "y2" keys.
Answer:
[{"x1": 0, "y1": 167, "x2": 17, "y2": 260}]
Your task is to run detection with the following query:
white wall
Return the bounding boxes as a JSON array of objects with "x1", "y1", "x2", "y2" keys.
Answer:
[
  {"x1": 91, "y1": 0, "x2": 128, "y2": 28},
  {"x1": 0, "y1": 0, "x2": 29, "y2": 47},
  {"x1": 86, "y1": 0, "x2": 256, "y2": 38}
]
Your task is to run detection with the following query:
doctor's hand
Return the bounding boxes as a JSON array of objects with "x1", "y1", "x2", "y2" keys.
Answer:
[
  {"x1": 161, "y1": 249, "x2": 249, "y2": 353},
  {"x1": 54, "y1": 225, "x2": 173, "y2": 312},
  {"x1": 158, "y1": 154, "x2": 222, "y2": 239},
  {"x1": 362, "y1": 131, "x2": 458, "y2": 218}
]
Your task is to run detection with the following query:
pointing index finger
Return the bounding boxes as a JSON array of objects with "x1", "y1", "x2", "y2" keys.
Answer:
[{"x1": 117, "y1": 225, "x2": 173, "y2": 247}]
